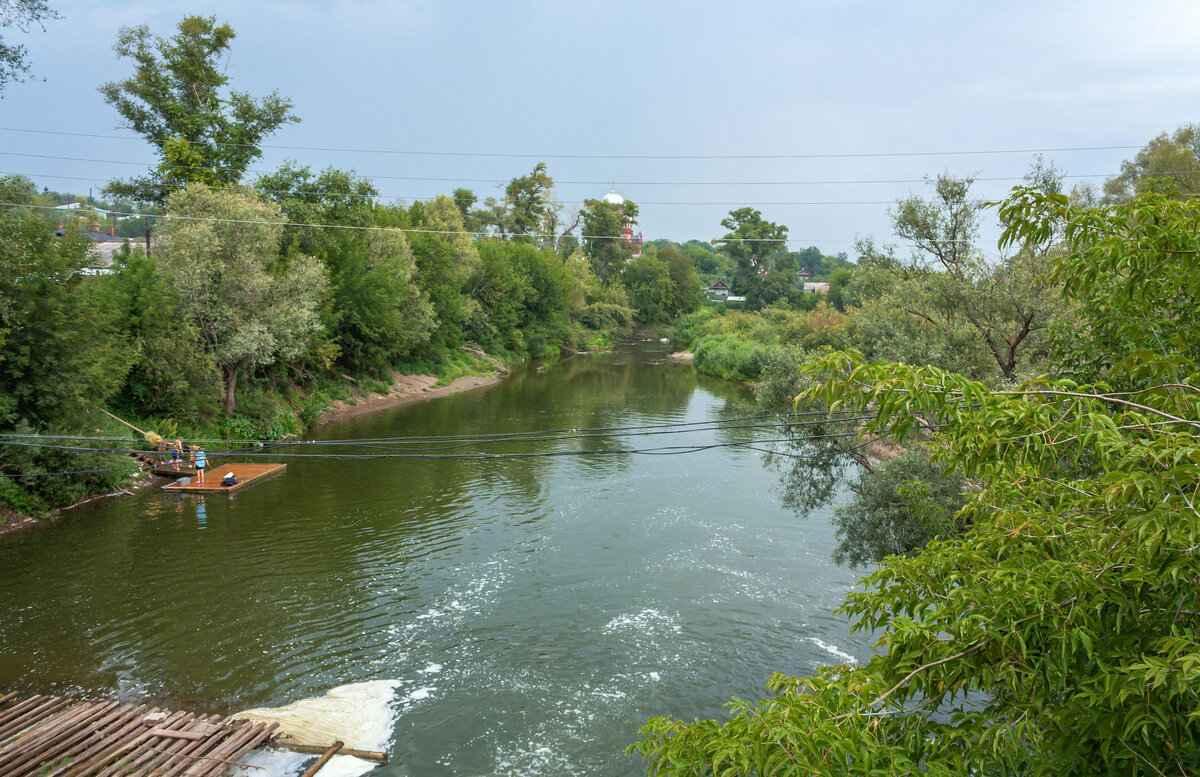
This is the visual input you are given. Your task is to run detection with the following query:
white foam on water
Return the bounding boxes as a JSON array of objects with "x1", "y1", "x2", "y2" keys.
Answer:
[
  {"x1": 807, "y1": 637, "x2": 859, "y2": 665},
  {"x1": 232, "y1": 680, "x2": 400, "y2": 777},
  {"x1": 420, "y1": 662, "x2": 442, "y2": 673},
  {"x1": 407, "y1": 686, "x2": 435, "y2": 701},
  {"x1": 603, "y1": 608, "x2": 681, "y2": 635}
]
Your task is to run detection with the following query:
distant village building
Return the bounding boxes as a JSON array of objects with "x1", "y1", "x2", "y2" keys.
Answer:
[
  {"x1": 725, "y1": 295, "x2": 747, "y2": 304},
  {"x1": 803, "y1": 282, "x2": 830, "y2": 294},
  {"x1": 797, "y1": 268, "x2": 814, "y2": 284},
  {"x1": 702, "y1": 281, "x2": 730, "y2": 301},
  {"x1": 602, "y1": 189, "x2": 643, "y2": 258},
  {"x1": 82, "y1": 225, "x2": 134, "y2": 267}
]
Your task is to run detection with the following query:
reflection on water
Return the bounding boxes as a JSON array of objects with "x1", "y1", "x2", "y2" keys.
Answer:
[{"x1": 0, "y1": 343, "x2": 869, "y2": 776}]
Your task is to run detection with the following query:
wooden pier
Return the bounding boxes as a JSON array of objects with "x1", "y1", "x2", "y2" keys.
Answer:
[
  {"x1": 161, "y1": 463, "x2": 287, "y2": 494},
  {"x1": 0, "y1": 691, "x2": 279, "y2": 776}
]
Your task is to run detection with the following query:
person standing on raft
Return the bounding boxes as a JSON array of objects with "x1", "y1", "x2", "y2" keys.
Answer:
[{"x1": 194, "y1": 446, "x2": 207, "y2": 484}]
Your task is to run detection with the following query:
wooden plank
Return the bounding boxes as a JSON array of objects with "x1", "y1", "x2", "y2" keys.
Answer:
[
  {"x1": 137, "y1": 714, "x2": 228, "y2": 777},
  {"x1": 110, "y1": 710, "x2": 202, "y2": 777},
  {"x1": 299, "y1": 740, "x2": 342, "y2": 777},
  {"x1": 3, "y1": 701, "x2": 120, "y2": 774},
  {"x1": 46, "y1": 706, "x2": 152, "y2": 777},
  {"x1": 93, "y1": 709, "x2": 192, "y2": 777},
  {"x1": 274, "y1": 741, "x2": 388, "y2": 761},
  {"x1": 0, "y1": 701, "x2": 120, "y2": 776},
  {"x1": 0, "y1": 695, "x2": 65, "y2": 738},
  {"x1": 79, "y1": 710, "x2": 190, "y2": 777},
  {"x1": 0, "y1": 700, "x2": 96, "y2": 761},
  {"x1": 161, "y1": 463, "x2": 287, "y2": 494},
  {"x1": 0, "y1": 691, "x2": 17, "y2": 706},
  {"x1": 174, "y1": 722, "x2": 276, "y2": 777},
  {"x1": 147, "y1": 727, "x2": 208, "y2": 741},
  {"x1": 11, "y1": 702, "x2": 130, "y2": 777},
  {"x1": 135, "y1": 717, "x2": 211, "y2": 777},
  {"x1": 166, "y1": 723, "x2": 264, "y2": 777}
]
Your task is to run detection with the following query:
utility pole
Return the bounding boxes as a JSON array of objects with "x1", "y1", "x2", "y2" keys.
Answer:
[{"x1": 143, "y1": 217, "x2": 151, "y2": 257}]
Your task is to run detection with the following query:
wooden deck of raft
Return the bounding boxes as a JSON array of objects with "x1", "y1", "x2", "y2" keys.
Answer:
[
  {"x1": 161, "y1": 463, "x2": 287, "y2": 494},
  {"x1": 0, "y1": 691, "x2": 278, "y2": 776}
]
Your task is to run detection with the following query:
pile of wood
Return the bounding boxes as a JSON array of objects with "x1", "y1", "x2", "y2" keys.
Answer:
[{"x1": 0, "y1": 691, "x2": 278, "y2": 777}]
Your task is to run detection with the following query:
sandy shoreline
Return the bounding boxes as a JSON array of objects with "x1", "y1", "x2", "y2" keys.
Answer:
[{"x1": 316, "y1": 373, "x2": 503, "y2": 426}]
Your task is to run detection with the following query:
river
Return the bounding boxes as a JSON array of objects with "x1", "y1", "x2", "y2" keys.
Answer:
[{"x1": 0, "y1": 342, "x2": 870, "y2": 776}]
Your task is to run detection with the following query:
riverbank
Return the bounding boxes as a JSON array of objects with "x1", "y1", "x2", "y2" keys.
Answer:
[
  {"x1": 0, "y1": 467, "x2": 159, "y2": 539},
  {"x1": 317, "y1": 373, "x2": 504, "y2": 425},
  {"x1": 0, "y1": 370, "x2": 506, "y2": 539}
]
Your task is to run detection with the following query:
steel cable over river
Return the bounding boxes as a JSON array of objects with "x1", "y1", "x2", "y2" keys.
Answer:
[{"x1": 0, "y1": 343, "x2": 874, "y2": 776}]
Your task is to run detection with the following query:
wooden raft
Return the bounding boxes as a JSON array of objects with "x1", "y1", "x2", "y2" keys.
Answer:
[
  {"x1": 0, "y1": 691, "x2": 278, "y2": 777},
  {"x1": 161, "y1": 464, "x2": 287, "y2": 494}
]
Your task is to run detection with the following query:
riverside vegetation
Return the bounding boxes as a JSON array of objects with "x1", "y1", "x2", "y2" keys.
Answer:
[
  {"x1": 2, "y1": 10, "x2": 1198, "y2": 776},
  {"x1": 633, "y1": 156, "x2": 1200, "y2": 772}
]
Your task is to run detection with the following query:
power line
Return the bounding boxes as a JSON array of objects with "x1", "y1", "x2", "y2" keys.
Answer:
[
  {"x1": 0, "y1": 411, "x2": 871, "y2": 450},
  {"x1": 0, "y1": 150, "x2": 1145, "y2": 187},
  {"x1": 5, "y1": 201, "x2": 907, "y2": 243},
  {"x1": 0, "y1": 126, "x2": 1143, "y2": 161},
  {"x1": 3, "y1": 171, "x2": 906, "y2": 207}
]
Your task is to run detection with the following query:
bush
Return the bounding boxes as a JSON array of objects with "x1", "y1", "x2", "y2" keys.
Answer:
[{"x1": 832, "y1": 448, "x2": 967, "y2": 568}]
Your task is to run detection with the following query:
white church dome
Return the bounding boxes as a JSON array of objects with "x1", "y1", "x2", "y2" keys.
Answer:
[{"x1": 602, "y1": 189, "x2": 625, "y2": 205}]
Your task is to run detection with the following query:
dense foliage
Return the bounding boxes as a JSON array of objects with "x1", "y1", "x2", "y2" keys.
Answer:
[
  {"x1": 99, "y1": 15, "x2": 298, "y2": 205},
  {"x1": 632, "y1": 186, "x2": 1200, "y2": 775}
]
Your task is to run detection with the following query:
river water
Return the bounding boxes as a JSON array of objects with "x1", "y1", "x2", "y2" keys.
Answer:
[{"x1": 0, "y1": 342, "x2": 870, "y2": 776}]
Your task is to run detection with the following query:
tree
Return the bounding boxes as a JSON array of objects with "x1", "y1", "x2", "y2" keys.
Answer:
[
  {"x1": 156, "y1": 184, "x2": 325, "y2": 416},
  {"x1": 581, "y1": 198, "x2": 635, "y2": 282},
  {"x1": 716, "y1": 208, "x2": 789, "y2": 294},
  {"x1": 1103, "y1": 124, "x2": 1200, "y2": 203},
  {"x1": 256, "y1": 163, "x2": 379, "y2": 254},
  {"x1": 100, "y1": 15, "x2": 298, "y2": 205},
  {"x1": 0, "y1": 209, "x2": 132, "y2": 429},
  {"x1": 891, "y1": 173, "x2": 1060, "y2": 381},
  {"x1": 632, "y1": 187, "x2": 1200, "y2": 776},
  {"x1": 504, "y1": 162, "x2": 555, "y2": 239},
  {"x1": 0, "y1": 0, "x2": 57, "y2": 94},
  {"x1": 108, "y1": 244, "x2": 221, "y2": 421},
  {"x1": 623, "y1": 251, "x2": 675, "y2": 324},
  {"x1": 662, "y1": 245, "x2": 702, "y2": 316}
]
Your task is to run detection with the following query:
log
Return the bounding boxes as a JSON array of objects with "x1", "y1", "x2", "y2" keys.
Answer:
[
  {"x1": 299, "y1": 740, "x2": 342, "y2": 777},
  {"x1": 274, "y1": 741, "x2": 388, "y2": 762},
  {"x1": 145, "y1": 746, "x2": 265, "y2": 770},
  {"x1": 148, "y1": 727, "x2": 208, "y2": 741}
]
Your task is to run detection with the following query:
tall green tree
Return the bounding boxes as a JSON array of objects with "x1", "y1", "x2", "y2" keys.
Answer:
[
  {"x1": 108, "y1": 244, "x2": 221, "y2": 421},
  {"x1": 0, "y1": 210, "x2": 132, "y2": 429},
  {"x1": 503, "y1": 162, "x2": 555, "y2": 240},
  {"x1": 623, "y1": 250, "x2": 675, "y2": 324},
  {"x1": 661, "y1": 245, "x2": 701, "y2": 316},
  {"x1": 633, "y1": 187, "x2": 1200, "y2": 777},
  {"x1": 581, "y1": 198, "x2": 636, "y2": 282},
  {"x1": 156, "y1": 184, "x2": 326, "y2": 416},
  {"x1": 716, "y1": 207, "x2": 789, "y2": 294},
  {"x1": 891, "y1": 174, "x2": 1060, "y2": 381},
  {"x1": 100, "y1": 15, "x2": 298, "y2": 205}
]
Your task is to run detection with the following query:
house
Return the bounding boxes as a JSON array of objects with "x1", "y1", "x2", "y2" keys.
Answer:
[
  {"x1": 702, "y1": 281, "x2": 731, "y2": 301},
  {"x1": 725, "y1": 295, "x2": 747, "y2": 304},
  {"x1": 797, "y1": 268, "x2": 814, "y2": 286},
  {"x1": 82, "y1": 225, "x2": 134, "y2": 267},
  {"x1": 803, "y1": 282, "x2": 830, "y2": 294}
]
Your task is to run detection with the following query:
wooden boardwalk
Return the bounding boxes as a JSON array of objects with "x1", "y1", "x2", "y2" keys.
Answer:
[
  {"x1": 161, "y1": 464, "x2": 287, "y2": 494},
  {"x1": 0, "y1": 691, "x2": 278, "y2": 776}
]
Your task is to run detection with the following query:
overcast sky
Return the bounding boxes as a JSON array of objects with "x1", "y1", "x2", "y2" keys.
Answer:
[{"x1": 3, "y1": 0, "x2": 1198, "y2": 257}]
